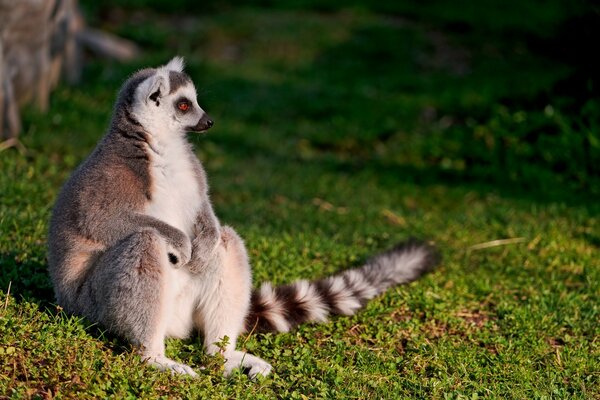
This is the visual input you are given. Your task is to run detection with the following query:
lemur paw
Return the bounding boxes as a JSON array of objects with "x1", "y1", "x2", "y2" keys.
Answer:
[
  {"x1": 146, "y1": 355, "x2": 198, "y2": 377},
  {"x1": 223, "y1": 351, "x2": 273, "y2": 379},
  {"x1": 188, "y1": 231, "x2": 222, "y2": 273}
]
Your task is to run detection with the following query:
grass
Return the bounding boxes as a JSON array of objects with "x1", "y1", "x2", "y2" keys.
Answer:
[{"x1": 1, "y1": 1, "x2": 599, "y2": 398}]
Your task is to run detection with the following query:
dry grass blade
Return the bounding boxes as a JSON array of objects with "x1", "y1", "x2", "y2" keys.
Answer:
[
  {"x1": 382, "y1": 209, "x2": 407, "y2": 226},
  {"x1": 0, "y1": 138, "x2": 26, "y2": 153},
  {"x1": 3, "y1": 281, "x2": 11, "y2": 313},
  {"x1": 467, "y1": 237, "x2": 527, "y2": 251}
]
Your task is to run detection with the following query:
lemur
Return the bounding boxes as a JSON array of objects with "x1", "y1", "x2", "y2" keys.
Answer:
[{"x1": 47, "y1": 57, "x2": 439, "y2": 378}]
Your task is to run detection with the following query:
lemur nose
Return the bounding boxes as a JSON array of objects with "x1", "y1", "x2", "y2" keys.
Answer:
[{"x1": 190, "y1": 114, "x2": 214, "y2": 132}]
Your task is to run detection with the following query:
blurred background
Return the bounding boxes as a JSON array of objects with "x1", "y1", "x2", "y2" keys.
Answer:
[{"x1": 2, "y1": 0, "x2": 599, "y2": 196}]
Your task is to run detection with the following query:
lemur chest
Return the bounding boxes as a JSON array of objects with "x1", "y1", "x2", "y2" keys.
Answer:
[{"x1": 145, "y1": 145, "x2": 202, "y2": 237}]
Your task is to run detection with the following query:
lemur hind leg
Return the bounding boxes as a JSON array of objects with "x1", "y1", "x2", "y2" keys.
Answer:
[
  {"x1": 193, "y1": 226, "x2": 272, "y2": 378},
  {"x1": 82, "y1": 227, "x2": 197, "y2": 376}
]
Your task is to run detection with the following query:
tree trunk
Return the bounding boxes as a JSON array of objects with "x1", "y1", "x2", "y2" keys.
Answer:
[{"x1": 0, "y1": 0, "x2": 139, "y2": 143}]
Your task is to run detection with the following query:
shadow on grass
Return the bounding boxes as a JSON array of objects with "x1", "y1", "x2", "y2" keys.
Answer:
[
  {"x1": 210, "y1": 121, "x2": 600, "y2": 212},
  {"x1": 199, "y1": 4, "x2": 599, "y2": 208},
  {"x1": 0, "y1": 251, "x2": 54, "y2": 306}
]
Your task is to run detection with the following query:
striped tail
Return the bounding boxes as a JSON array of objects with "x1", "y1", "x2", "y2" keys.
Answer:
[{"x1": 245, "y1": 239, "x2": 439, "y2": 333}]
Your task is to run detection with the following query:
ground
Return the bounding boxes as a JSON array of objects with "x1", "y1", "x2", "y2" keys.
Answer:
[{"x1": 0, "y1": 1, "x2": 598, "y2": 398}]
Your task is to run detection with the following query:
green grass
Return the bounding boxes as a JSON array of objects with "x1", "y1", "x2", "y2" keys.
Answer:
[{"x1": 1, "y1": 1, "x2": 599, "y2": 398}]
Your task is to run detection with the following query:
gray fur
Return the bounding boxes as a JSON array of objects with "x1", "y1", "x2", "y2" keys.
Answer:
[
  {"x1": 168, "y1": 70, "x2": 192, "y2": 94},
  {"x1": 189, "y1": 200, "x2": 221, "y2": 273},
  {"x1": 82, "y1": 228, "x2": 165, "y2": 342},
  {"x1": 47, "y1": 68, "x2": 194, "y2": 312}
]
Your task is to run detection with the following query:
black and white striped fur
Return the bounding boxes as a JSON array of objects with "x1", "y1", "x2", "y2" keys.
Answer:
[{"x1": 247, "y1": 240, "x2": 438, "y2": 333}]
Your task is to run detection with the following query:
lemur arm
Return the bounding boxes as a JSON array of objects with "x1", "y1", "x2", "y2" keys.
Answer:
[
  {"x1": 186, "y1": 158, "x2": 222, "y2": 273},
  {"x1": 188, "y1": 201, "x2": 221, "y2": 273},
  {"x1": 82, "y1": 211, "x2": 191, "y2": 262},
  {"x1": 126, "y1": 213, "x2": 191, "y2": 255}
]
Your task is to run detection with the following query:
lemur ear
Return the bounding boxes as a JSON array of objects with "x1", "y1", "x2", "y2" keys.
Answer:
[
  {"x1": 165, "y1": 56, "x2": 185, "y2": 72},
  {"x1": 143, "y1": 74, "x2": 168, "y2": 106}
]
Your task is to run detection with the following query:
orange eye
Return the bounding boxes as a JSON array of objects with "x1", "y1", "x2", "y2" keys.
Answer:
[{"x1": 178, "y1": 102, "x2": 190, "y2": 111}]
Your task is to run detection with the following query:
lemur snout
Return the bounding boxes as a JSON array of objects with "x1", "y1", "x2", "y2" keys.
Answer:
[{"x1": 189, "y1": 114, "x2": 214, "y2": 132}]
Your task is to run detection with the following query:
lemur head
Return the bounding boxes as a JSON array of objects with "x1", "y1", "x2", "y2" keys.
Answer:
[{"x1": 126, "y1": 57, "x2": 213, "y2": 137}]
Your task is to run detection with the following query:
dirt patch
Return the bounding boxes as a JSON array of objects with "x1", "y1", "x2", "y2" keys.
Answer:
[{"x1": 455, "y1": 309, "x2": 492, "y2": 329}]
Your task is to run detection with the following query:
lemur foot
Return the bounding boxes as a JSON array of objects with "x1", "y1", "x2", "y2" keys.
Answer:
[
  {"x1": 146, "y1": 355, "x2": 198, "y2": 377},
  {"x1": 224, "y1": 351, "x2": 272, "y2": 379}
]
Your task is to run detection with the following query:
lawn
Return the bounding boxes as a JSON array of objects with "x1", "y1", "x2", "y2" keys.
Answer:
[{"x1": 1, "y1": 1, "x2": 598, "y2": 398}]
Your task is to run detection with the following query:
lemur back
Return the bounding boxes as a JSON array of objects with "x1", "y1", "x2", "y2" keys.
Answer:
[{"x1": 48, "y1": 57, "x2": 439, "y2": 379}]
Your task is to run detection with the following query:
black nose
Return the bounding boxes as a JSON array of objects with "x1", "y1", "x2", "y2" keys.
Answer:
[{"x1": 188, "y1": 114, "x2": 214, "y2": 132}]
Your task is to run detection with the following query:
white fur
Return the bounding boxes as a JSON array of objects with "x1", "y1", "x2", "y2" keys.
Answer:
[
  {"x1": 294, "y1": 280, "x2": 329, "y2": 323},
  {"x1": 145, "y1": 137, "x2": 201, "y2": 238},
  {"x1": 164, "y1": 56, "x2": 185, "y2": 73},
  {"x1": 325, "y1": 276, "x2": 362, "y2": 315},
  {"x1": 342, "y1": 269, "x2": 378, "y2": 300},
  {"x1": 193, "y1": 227, "x2": 272, "y2": 379},
  {"x1": 378, "y1": 247, "x2": 428, "y2": 284},
  {"x1": 257, "y1": 282, "x2": 291, "y2": 332},
  {"x1": 147, "y1": 355, "x2": 198, "y2": 377},
  {"x1": 223, "y1": 351, "x2": 272, "y2": 378}
]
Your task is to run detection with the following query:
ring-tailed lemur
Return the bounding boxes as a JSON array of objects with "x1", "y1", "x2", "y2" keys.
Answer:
[{"x1": 48, "y1": 57, "x2": 439, "y2": 378}]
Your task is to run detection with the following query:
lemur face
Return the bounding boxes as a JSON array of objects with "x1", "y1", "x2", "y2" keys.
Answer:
[
  {"x1": 132, "y1": 57, "x2": 214, "y2": 137},
  {"x1": 167, "y1": 73, "x2": 214, "y2": 133}
]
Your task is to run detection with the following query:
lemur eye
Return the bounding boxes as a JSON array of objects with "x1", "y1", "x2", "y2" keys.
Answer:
[{"x1": 178, "y1": 101, "x2": 190, "y2": 112}]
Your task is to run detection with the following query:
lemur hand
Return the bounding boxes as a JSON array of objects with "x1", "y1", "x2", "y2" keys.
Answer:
[{"x1": 188, "y1": 225, "x2": 221, "y2": 273}]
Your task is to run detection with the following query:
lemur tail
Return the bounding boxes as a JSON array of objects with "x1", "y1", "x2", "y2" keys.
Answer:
[{"x1": 245, "y1": 239, "x2": 440, "y2": 333}]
